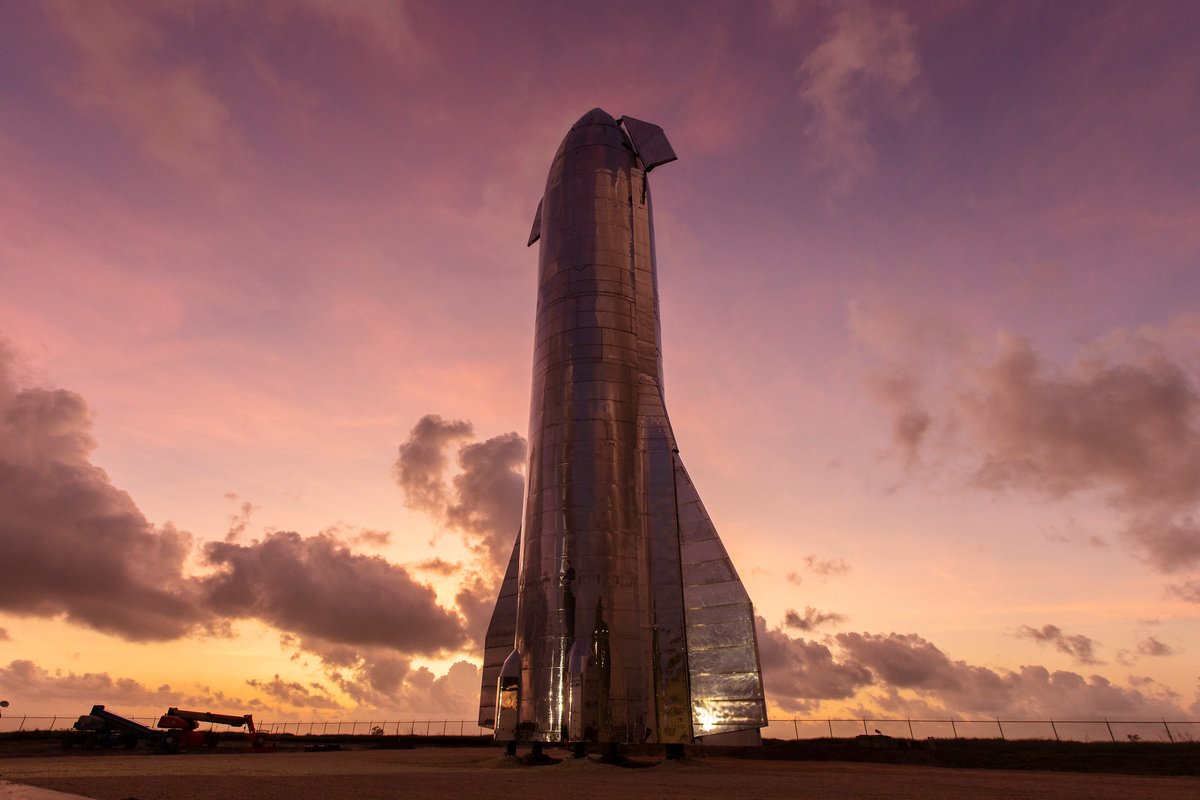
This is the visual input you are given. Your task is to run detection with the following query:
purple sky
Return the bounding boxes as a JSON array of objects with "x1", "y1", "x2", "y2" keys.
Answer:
[{"x1": 1, "y1": 1, "x2": 1198, "y2": 726}]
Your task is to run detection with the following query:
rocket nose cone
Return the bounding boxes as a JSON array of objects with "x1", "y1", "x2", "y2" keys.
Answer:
[{"x1": 573, "y1": 107, "x2": 618, "y2": 128}]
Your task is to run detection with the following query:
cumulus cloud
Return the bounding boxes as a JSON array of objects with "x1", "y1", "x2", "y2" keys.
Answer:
[
  {"x1": 394, "y1": 415, "x2": 474, "y2": 512},
  {"x1": 833, "y1": 631, "x2": 1181, "y2": 718},
  {"x1": 784, "y1": 606, "x2": 847, "y2": 631},
  {"x1": 223, "y1": 494, "x2": 258, "y2": 542},
  {"x1": 0, "y1": 627, "x2": 10, "y2": 641},
  {"x1": 412, "y1": 558, "x2": 460, "y2": 576},
  {"x1": 756, "y1": 623, "x2": 1184, "y2": 719},
  {"x1": 276, "y1": 636, "x2": 480, "y2": 716},
  {"x1": 756, "y1": 617, "x2": 873, "y2": 713},
  {"x1": 398, "y1": 660, "x2": 480, "y2": 718},
  {"x1": 797, "y1": 0, "x2": 923, "y2": 194},
  {"x1": 962, "y1": 334, "x2": 1200, "y2": 508},
  {"x1": 351, "y1": 529, "x2": 391, "y2": 547},
  {"x1": 394, "y1": 414, "x2": 524, "y2": 573},
  {"x1": 0, "y1": 659, "x2": 258, "y2": 715},
  {"x1": 244, "y1": 674, "x2": 341, "y2": 710},
  {"x1": 278, "y1": 634, "x2": 409, "y2": 708},
  {"x1": 452, "y1": 574, "x2": 499, "y2": 648},
  {"x1": 1136, "y1": 636, "x2": 1176, "y2": 658},
  {"x1": 855, "y1": 311, "x2": 1200, "y2": 589},
  {"x1": 1015, "y1": 624, "x2": 1103, "y2": 665},
  {"x1": 445, "y1": 433, "x2": 526, "y2": 566},
  {"x1": 1123, "y1": 513, "x2": 1200, "y2": 573},
  {"x1": 868, "y1": 375, "x2": 931, "y2": 465},
  {"x1": 805, "y1": 555, "x2": 851, "y2": 576},
  {"x1": 0, "y1": 345, "x2": 207, "y2": 640},
  {"x1": 201, "y1": 531, "x2": 467, "y2": 654},
  {"x1": 1170, "y1": 579, "x2": 1200, "y2": 602},
  {"x1": 960, "y1": 333, "x2": 1200, "y2": 576}
]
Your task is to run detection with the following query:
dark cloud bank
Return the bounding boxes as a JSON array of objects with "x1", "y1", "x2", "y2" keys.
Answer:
[
  {"x1": 758, "y1": 619, "x2": 1188, "y2": 718},
  {"x1": 0, "y1": 358, "x2": 466, "y2": 648},
  {"x1": 0, "y1": 345, "x2": 204, "y2": 640}
]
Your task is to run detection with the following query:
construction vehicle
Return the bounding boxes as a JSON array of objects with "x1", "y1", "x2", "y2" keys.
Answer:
[
  {"x1": 156, "y1": 707, "x2": 271, "y2": 752},
  {"x1": 63, "y1": 705, "x2": 161, "y2": 750}
]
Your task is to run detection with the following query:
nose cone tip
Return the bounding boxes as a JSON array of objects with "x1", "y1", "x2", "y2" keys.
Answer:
[{"x1": 573, "y1": 107, "x2": 618, "y2": 128}]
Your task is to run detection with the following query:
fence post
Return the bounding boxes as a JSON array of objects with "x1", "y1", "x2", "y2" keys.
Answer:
[
  {"x1": 862, "y1": 718, "x2": 868, "y2": 735},
  {"x1": 1050, "y1": 718, "x2": 1059, "y2": 741},
  {"x1": 950, "y1": 719, "x2": 958, "y2": 739},
  {"x1": 907, "y1": 719, "x2": 914, "y2": 740},
  {"x1": 1104, "y1": 718, "x2": 1114, "y2": 742},
  {"x1": 1163, "y1": 718, "x2": 1174, "y2": 743},
  {"x1": 50, "y1": 716, "x2": 57, "y2": 730},
  {"x1": 793, "y1": 719, "x2": 799, "y2": 739},
  {"x1": 996, "y1": 719, "x2": 1004, "y2": 740},
  {"x1": 827, "y1": 719, "x2": 833, "y2": 738},
  {"x1": 18, "y1": 716, "x2": 26, "y2": 732}
]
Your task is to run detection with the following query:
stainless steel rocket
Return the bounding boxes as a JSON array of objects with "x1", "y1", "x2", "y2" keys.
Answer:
[{"x1": 479, "y1": 108, "x2": 766, "y2": 747}]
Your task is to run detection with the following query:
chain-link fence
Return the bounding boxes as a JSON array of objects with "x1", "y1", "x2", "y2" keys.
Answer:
[
  {"x1": 3, "y1": 715, "x2": 1196, "y2": 742},
  {"x1": 759, "y1": 717, "x2": 1197, "y2": 743}
]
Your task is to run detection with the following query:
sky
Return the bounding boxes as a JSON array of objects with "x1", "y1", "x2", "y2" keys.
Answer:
[{"x1": 2, "y1": 0, "x2": 1199, "y2": 729}]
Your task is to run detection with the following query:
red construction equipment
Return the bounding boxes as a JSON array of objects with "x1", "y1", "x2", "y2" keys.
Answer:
[{"x1": 156, "y1": 707, "x2": 272, "y2": 752}]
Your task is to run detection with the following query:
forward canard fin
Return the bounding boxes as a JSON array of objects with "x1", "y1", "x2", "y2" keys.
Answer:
[{"x1": 619, "y1": 116, "x2": 678, "y2": 171}]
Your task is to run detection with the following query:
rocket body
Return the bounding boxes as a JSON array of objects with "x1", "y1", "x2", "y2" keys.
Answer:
[{"x1": 479, "y1": 109, "x2": 766, "y2": 745}]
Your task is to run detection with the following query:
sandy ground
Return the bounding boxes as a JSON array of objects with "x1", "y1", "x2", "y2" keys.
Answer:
[{"x1": 1, "y1": 746, "x2": 1197, "y2": 800}]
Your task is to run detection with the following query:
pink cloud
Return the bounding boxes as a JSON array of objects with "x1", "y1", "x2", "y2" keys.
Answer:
[
  {"x1": 796, "y1": 0, "x2": 924, "y2": 194},
  {"x1": 45, "y1": 1, "x2": 248, "y2": 187}
]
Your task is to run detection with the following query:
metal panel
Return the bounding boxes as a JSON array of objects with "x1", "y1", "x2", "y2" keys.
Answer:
[
  {"x1": 619, "y1": 116, "x2": 679, "y2": 171},
  {"x1": 477, "y1": 532, "x2": 522, "y2": 727},
  {"x1": 527, "y1": 198, "x2": 543, "y2": 246}
]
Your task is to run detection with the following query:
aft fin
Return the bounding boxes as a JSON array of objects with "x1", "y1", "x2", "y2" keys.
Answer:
[
  {"x1": 619, "y1": 117, "x2": 678, "y2": 171},
  {"x1": 477, "y1": 529, "x2": 521, "y2": 727},
  {"x1": 673, "y1": 455, "x2": 767, "y2": 738},
  {"x1": 527, "y1": 198, "x2": 543, "y2": 246}
]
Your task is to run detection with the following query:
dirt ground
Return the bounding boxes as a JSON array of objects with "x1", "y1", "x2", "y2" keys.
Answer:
[{"x1": 1, "y1": 746, "x2": 1197, "y2": 800}]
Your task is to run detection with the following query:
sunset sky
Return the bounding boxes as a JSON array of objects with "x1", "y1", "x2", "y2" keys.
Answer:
[{"x1": 2, "y1": 0, "x2": 1199, "y2": 728}]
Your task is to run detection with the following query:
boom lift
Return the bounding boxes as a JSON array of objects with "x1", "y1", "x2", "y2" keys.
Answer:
[{"x1": 156, "y1": 707, "x2": 271, "y2": 752}]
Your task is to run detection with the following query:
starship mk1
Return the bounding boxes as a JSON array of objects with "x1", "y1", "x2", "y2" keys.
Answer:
[{"x1": 479, "y1": 108, "x2": 766, "y2": 748}]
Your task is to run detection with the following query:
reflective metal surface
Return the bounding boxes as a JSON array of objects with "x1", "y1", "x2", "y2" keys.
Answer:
[
  {"x1": 480, "y1": 108, "x2": 766, "y2": 744},
  {"x1": 477, "y1": 533, "x2": 520, "y2": 727}
]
